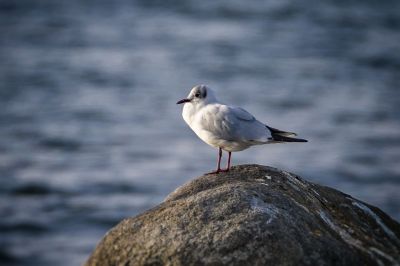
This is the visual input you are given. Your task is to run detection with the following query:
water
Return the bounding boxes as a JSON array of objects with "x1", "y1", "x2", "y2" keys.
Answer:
[{"x1": 0, "y1": 0, "x2": 399, "y2": 265}]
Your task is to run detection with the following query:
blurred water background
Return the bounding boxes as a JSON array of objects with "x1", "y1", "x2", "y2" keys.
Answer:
[{"x1": 0, "y1": 0, "x2": 399, "y2": 265}]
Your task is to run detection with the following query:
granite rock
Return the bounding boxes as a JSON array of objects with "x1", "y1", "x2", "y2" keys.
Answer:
[{"x1": 86, "y1": 164, "x2": 400, "y2": 266}]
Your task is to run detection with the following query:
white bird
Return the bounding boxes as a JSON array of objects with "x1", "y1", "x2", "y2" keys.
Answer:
[{"x1": 177, "y1": 85, "x2": 307, "y2": 174}]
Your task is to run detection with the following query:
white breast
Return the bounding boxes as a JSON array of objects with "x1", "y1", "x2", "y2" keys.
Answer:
[{"x1": 182, "y1": 103, "x2": 217, "y2": 147}]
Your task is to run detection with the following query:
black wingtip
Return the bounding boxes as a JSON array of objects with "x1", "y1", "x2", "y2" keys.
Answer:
[
  {"x1": 266, "y1": 125, "x2": 290, "y2": 134},
  {"x1": 266, "y1": 125, "x2": 308, "y2": 142},
  {"x1": 273, "y1": 135, "x2": 308, "y2": 142}
]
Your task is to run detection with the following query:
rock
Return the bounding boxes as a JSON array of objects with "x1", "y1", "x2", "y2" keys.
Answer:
[{"x1": 85, "y1": 164, "x2": 400, "y2": 266}]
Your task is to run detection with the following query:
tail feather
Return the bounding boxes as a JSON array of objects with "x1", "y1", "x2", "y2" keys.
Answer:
[{"x1": 266, "y1": 125, "x2": 308, "y2": 143}]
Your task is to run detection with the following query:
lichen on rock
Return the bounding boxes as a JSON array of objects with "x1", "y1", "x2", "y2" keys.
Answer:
[{"x1": 85, "y1": 164, "x2": 400, "y2": 266}]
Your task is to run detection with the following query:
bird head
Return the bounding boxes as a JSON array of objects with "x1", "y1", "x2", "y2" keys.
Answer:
[{"x1": 177, "y1": 85, "x2": 217, "y2": 105}]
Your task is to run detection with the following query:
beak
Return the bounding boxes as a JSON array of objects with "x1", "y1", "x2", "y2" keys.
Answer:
[{"x1": 176, "y1": 98, "x2": 191, "y2": 104}]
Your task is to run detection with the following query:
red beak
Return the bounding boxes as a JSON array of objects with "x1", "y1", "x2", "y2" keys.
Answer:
[{"x1": 176, "y1": 98, "x2": 191, "y2": 104}]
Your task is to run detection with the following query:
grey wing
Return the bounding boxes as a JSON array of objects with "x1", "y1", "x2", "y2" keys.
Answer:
[
  {"x1": 230, "y1": 107, "x2": 256, "y2": 121},
  {"x1": 227, "y1": 106, "x2": 270, "y2": 142},
  {"x1": 200, "y1": 105, "x2": 270, "y2": 142}
]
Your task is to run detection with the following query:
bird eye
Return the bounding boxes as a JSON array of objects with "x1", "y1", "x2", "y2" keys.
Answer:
[{"x1": 195, "y1": 92, "x2": 200, "y2": 98}]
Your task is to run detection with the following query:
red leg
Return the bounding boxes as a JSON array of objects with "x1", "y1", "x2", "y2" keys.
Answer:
[
  {"x1": 208, "y1": 149, "x2": 232, "y2": 174},
  {"x1": 208, "y1": 147, "x2": 223, "y2": 174},
  {"x1": 225, "y1": 152, "x2": 232, "y2": 171},
  {"x1": 209, "y1": 148, "x2": 222, "y2": 174},
  {"x1": 217, "y1": 147, "x2": 222, "y2": 171},
  {"x1": 219, "y1": 151, "x2": 231, "y2": 172}
]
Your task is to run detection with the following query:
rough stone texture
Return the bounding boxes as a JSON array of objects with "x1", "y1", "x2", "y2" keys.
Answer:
[{"x1": 85, "y1": 164, "x2": 400, "y2": 266}]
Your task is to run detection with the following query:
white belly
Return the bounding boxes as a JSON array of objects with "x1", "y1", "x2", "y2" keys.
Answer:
[{"x1": 190, "y1": 123, "x2": 252, "y2": 152}]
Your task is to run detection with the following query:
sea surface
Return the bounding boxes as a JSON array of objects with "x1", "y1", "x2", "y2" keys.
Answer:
[{"x1": 1, "y1": 0, "x2": 399, "y2": 265}]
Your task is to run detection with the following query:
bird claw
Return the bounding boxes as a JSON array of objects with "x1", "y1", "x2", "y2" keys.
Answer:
[{"x1": 207, "y1": 168, "x2": 230, "y2": 175}]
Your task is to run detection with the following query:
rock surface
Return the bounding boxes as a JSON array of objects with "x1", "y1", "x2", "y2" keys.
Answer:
[{"x1": 85, "y1": 164, "x2": 400, "y2": 266}]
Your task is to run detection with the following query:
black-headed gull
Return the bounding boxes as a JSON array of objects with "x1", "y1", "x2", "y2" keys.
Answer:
[{"x1": 177, "y1": 85, "x2": 307, "y2": 174}]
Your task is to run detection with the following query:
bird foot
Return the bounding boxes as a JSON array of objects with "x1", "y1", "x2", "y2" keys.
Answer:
[{"x1": 207, "y1": 168, "x2": 230, "y2": 175}]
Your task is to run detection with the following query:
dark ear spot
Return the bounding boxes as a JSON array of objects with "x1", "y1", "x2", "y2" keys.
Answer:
[{"x1": 202, "y1": 88, "x2": 207, "y2": 98}]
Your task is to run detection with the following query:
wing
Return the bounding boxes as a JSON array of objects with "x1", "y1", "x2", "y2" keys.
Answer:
[
  {"x1": 199, "y1": 104, "x2": 269, "y2": 142},
  {"x1": 230, "y1": 107, "x2": 255, "y2": 122}
]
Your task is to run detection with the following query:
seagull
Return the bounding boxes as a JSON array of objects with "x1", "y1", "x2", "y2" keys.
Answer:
[{"x1": 177, "y1": 85, "x2": 307, "y2": 174}]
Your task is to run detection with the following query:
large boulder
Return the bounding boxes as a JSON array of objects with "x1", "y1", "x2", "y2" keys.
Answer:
[{"x1": 85, "y1": 164, "x2": 400, "y2": 266}]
